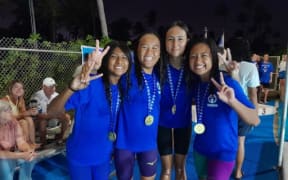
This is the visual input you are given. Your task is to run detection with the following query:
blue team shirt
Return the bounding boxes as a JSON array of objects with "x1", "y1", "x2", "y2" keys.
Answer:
[
  {"x1": 192, "y1": 75, "x2": 255, "y2": 161},
  {"x1": 64, "y1": 78, "x2": 114, "y2": 165},
  {"x1": 259, "y1": 62, "x2": 274, "y2": 83},
  {"x1": 159, "y1": 64, "x2": 192, "y2": 128},
  {"x1": 116, "y1": 68, "x2": 161, "y2": 152}
]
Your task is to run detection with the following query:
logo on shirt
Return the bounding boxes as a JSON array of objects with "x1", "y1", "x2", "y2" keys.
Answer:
[{"x1": 207, "y1": 94, "x2": 218, "y2": 107}]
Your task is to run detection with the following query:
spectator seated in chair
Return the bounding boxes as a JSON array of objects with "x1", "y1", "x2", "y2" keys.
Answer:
[
  {"x1": 0, "y1": 100, "x2": 37, "y2": 180},
  {"x1": 30, "y1": 77, "x2": 70, "y2": 148}
]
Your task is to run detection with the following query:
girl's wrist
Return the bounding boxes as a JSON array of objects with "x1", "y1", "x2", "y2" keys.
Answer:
[{"x1": 68, "y1": 85, "x2": 77, "y2": 92}]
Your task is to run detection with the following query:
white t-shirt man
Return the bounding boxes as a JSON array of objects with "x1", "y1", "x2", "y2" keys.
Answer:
[
  {"x1": 31, "y1": 89, "x2": 59, "y2": 113},
  {"x1": 238, "y1": 61, "x2": 260, "y2": 96},
  {"x1": 30, "y1": 77, "x2": 60, "y2": 127}
]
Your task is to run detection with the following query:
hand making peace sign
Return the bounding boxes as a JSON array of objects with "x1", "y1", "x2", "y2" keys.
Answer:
[
  {"x1": 217, "y1": 48, "x2": 239, "y2": 72},
  {"x1": 211, "y1": 72, "x2": 236, "y2": 104},
  {"x1": 70, "y1": 40, "x2": 110, "y2": 91}
]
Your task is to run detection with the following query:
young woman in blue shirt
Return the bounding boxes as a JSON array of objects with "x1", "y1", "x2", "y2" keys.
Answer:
[
  {"x1": 185, "y1": 38, "x2": 260, "y2": 180},
  {"x1": 158, "y1": 21, "x2": 191, "y2": 180},
  {"x1": 114, "y1": 31, "x2": 162, "y2": 180},
  {"x1": 48, "y1": 40, "x2": 132, "y2": 180}
]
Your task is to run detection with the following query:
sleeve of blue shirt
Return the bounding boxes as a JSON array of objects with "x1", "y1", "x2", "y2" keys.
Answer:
[
  {"x1": 65, "y1": 81, "x2": 95, "y2": 111},
  {"x1": 224, "y1": 75, "x2": 255, "y2": 109}
]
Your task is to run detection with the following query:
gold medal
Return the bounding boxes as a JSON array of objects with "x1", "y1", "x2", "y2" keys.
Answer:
[
  {"x1": 145, "y1": 115, "x2": 154, "y2": 126},
  {"x1": 171, "y1": 105, "x2": 176, "y2": 114},
  {"x1": 194, "y1": 123, "x2": 205, "y2": 134},
  {"x1": 108, "y1": 132, "x2": 117, "y2": 141}
]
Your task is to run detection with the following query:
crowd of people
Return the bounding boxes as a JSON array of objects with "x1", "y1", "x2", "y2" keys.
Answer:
[{"x1": 1, "y1": 20, "x2": 286, "y2": 180}]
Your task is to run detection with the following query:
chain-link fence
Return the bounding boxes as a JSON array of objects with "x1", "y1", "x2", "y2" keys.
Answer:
[
  {"x1": 0, "y1": 37, "x2": 82, "y2": 100},
  {"x1": 0, "y1": 37, "x2": 283, "y2": 100}
]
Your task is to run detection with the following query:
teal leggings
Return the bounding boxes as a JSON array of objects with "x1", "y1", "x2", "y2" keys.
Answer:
[{"x1": 193, "y1": 151, "x2": 235, "y2": 180}]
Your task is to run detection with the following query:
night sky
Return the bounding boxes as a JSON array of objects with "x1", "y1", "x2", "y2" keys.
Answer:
[
  {"x1": 105, "y1": 0, "x2": 288, "y2": 47},
  {"x1": 0, "y1": 0, "x2": 288, "y2": 51}
]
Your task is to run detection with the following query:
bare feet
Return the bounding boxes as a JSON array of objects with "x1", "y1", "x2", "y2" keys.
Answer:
[{"x1": 234, "y1": 170, "x2": 244, "y2": 180}]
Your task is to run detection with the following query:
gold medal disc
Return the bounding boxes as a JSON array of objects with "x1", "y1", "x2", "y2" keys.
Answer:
[
  {"x1": 171, "y1": 105, "x2": 176, "y2": 114},
  {"x1": 108, "y1": 132, "x2": 117, "y2": 141},
  {"x1": 145, "y1": 115, "x2": 154, "y2": 126},
  {"x1": 194, "y1": 123, "x2": 205, "y2": 134}
]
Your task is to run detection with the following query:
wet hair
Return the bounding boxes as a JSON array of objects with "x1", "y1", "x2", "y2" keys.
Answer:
[
  {"x1": 132, "y1": 31, "x2": 164, "y2": 88},
  {"x1": 227, "y1": 37, "x2": 251, "y2": 62},
  {"x1": 98, "y1": 40, "x2": 132, "y2": 104},
  {"x1": 185, "y1": 37, "x2": 220, "y2": 92}
]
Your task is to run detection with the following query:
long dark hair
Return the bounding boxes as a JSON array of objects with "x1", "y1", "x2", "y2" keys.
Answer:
[
  {"x1": 185, "y1": 37, "x2": 220, "y2": 93},
  {"x1": 161, "y1": 20, "x2": 191, "y2": 84},
  {"x1": 132, "y1": 31, "x2": 164, "y2": 88},
  {"x1": 98, "y1": 41, "x2": 132, "y2": 104}
]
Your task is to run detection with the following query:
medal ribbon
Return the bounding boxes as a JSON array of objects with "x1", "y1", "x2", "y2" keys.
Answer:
[
  {"x1": 167, "y1": 64, "x2": 184, "y2": 107},
  {"x1": 109, "y1": 85, "x2": 121, "y2": 133},
  {"x1": 196, "y1": 83, "x2": 210, "y2": 124},
  {"x1": 142, "y1": 72, "x2": 157, "y2": 115}
]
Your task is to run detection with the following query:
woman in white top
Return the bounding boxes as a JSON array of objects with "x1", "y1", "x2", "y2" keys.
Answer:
[{"x1": 278, "y1": 54, "x2": 287, "y2": 101}]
